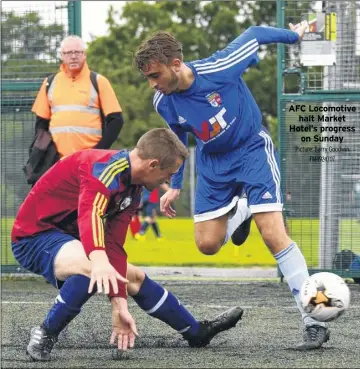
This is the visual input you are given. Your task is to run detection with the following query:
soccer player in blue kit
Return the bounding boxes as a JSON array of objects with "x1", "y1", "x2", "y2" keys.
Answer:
[{"x1": 134, "y1": 20, "x2": 330, "y2": 350}]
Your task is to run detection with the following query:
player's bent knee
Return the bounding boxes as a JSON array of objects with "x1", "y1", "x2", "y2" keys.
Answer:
[
  {"x1": 54, "y1": 240, "x2": 91, "y2": 281},
  {"x1": 127, "y1": 263, "x2": 146, "y2": 296},
  {"x1": 194, "y1": 218, "x2": 227, "y2": 255},
  {"x1": 195, "y1": 237, "x2": 221, "y2": 255}
]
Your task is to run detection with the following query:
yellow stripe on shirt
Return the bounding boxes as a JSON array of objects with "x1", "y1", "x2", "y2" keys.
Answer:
[
  {"x1": 92, "y1": 192, "x2": 108, "y2": 247},
  {"x1": 97, "y1": 194, "x2": 108, "y2": 247},
  {"x1": 98, "y1": 158, "x2": 127, "y2": 183},
  {"x1": 91, "y1": 193, "x2": 100, "y2": 246},
  {"x1": 103, "y1": 163, "x2": 129, "y2": 188}
]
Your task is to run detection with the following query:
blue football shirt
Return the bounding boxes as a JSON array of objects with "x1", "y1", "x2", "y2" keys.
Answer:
[{"x1": 153, "y1": 26, "x2": 299, "y2": 188}]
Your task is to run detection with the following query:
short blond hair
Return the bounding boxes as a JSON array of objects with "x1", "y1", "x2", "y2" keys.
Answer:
[{"x1": 136, "y1": 128, "x2": 189, "y2": 169}]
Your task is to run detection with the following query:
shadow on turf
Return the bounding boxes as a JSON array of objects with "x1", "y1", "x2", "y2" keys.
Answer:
[
  {"x1": 1, "y1": 337, "x2": 230, "y2": 364},
  {"x1": 111, "y1": 337, "x2": 229, "y2": 361}
]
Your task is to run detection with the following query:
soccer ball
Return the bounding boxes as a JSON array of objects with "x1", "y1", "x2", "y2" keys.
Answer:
[{"x1": 300, "y1": 272, "x2": 351, "y2": 322}]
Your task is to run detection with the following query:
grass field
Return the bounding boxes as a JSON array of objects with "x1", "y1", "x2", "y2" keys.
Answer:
[{"x1": 2, "y1": 217, "x2": 360, "y2": 267}]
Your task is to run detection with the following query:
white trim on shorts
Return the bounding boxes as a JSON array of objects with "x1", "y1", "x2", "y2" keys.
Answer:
[
  {"x1": 250, "y1": 203, "x2": 283, "y2": 213},
  {"x1": 258, "y1": 130, "x2": 282, "y2": 204},
  {"x1": 194, "y1": 196, "x2": 239, "y2": 223}
]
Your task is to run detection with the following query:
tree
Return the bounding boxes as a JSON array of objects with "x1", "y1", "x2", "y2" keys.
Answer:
[
  {"x1": 1, "y1": 11, "x2": 65, "y2": 79},
  {"x1": 1, "y1": 11, "x2": 65, "y2": 61},
  {"x1": 86, "y1": 1, "x2": 279, "y2": 149}
]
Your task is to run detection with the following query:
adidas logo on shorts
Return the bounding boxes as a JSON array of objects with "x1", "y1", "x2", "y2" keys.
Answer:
[{"x1": 261, "y1": 191, "x2": 273, "y2": 200}]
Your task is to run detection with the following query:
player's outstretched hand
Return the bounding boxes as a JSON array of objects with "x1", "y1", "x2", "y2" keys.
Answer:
[
  {"x1": 160, "y1": 188, "x2": 180, "y2": 218},
  {"x1": 88, "y1": 250, "x2": 129, "y2": 295},
  {"x1": 289, "y1": 20, "x2": 309, "y2": 40},
  {"x1": 110, "y1": 302, "x2": 139, "y2": 351}
]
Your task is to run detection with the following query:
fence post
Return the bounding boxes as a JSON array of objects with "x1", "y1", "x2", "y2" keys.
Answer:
[{"x1": 68, "y1": 1, "x2": 82, "y2": 36}]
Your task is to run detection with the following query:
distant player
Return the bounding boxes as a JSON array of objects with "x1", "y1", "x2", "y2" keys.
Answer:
[
  {"x1": 134, "y1": 21, "x2": 330, "y2": 349},
  {"x1": 129, "y1": 210, "x2": 141, "y2": 238},
  {"x1": 11, "y1": 128, "x2": 242, "y2": 361},
  {"x1": 135, "y1": 183, "x2": 169, "y2": 241}
]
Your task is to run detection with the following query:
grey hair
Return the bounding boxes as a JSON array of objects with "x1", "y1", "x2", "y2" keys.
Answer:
[{"x1": 60, "y1": 35, "x2": 86, "y2": 51}]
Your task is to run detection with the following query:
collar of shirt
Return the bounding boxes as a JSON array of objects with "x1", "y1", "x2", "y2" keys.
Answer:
[{"x1": 172, "y1": 62, "x2": 199, "y2": 97}]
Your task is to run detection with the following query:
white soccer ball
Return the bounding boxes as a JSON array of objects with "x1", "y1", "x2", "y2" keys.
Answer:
[{"x1": 300, "y1": 272, "x2": 351, "y2": 322}]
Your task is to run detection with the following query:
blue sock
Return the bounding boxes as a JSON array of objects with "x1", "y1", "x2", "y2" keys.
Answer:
[
  {"x1": 42, "y1": 274, "x2": 95, "y2": 336},
  {"x1": 151, "y1": 222, "x2": 161, "y2": 237},
  {"x1": 132, "y1": 275, "x2": 199, "y2": 337},
  {"x1": 139, "y1": 221, "x2": 149, "y2": 235}
]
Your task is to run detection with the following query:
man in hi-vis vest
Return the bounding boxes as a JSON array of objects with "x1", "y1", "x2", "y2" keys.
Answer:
[{"x1": 32, "y1": 35, "x2": 123, "y2": 158}]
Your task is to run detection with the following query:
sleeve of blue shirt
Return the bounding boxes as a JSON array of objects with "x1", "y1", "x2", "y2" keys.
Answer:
[
  {"x1": 153, "y1": 97, "x2": 188, "y2": 190},
  {"x1": 167, "y1": 124, "x2": 188, "y2": 189},
  {"x1": 192, "y1": 26, "x2": 299, "y2": 81}
]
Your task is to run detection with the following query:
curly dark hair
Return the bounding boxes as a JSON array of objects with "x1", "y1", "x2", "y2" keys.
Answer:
[{"x1": 134, "y1": 31, "x2": 183, "y2": 71}]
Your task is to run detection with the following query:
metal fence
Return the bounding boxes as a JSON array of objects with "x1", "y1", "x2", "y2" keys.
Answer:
[
  {"x1": 1, "y1": 1, "x2": 80, "y2": 270},
  {"x1": 278, "y1": 0, "x2": 360, "y2": 279}
]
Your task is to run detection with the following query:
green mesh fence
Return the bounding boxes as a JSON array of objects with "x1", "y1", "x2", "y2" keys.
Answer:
[
  {"x1": 278, "y1": 0, "x2": 360, "y2": 280},
  {"x1": 1, "y1": 1, "x2": 80, "y2": 271},
  {"x1": 281, "y1": 0, "x2": 360, "y2": 92}
]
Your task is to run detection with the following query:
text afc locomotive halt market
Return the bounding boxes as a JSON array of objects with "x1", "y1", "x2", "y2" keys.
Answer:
[{"x1": 288, "y1": 104, "x2": 357, "y2": 144}]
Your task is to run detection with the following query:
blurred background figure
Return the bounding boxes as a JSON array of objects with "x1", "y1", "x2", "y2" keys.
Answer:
[
  {"x1": 129, "y1": 210, "x2": 142, "y2": 239},
  {"x1": 25, "y1": 35, "x2": 124, "y2": 186},
  {"x1": 135, "y1": 183, "x2": 170, "y2": 241},
  {"x1": 33, "y1": 35, "x2": 124, "y2": 158}
]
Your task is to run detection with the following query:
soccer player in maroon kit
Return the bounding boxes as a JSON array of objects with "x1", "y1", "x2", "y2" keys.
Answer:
[{"x1": 12, "y1": 128, "x2": 242, "y2": 361}]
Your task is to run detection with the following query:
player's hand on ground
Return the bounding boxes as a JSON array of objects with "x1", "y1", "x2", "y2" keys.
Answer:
[
  {"x1": 289, "y1": 20, "x2": 308, "y2": 39},
  {"x1": 110, "y1": 306, "x2": 139, "y2": 351},
  {"x1": 160, "y1": 188, "x2": 180, "y2": 218},
  {"x1": 88, "y1": 250, "x2": 129, "y2": 295}
]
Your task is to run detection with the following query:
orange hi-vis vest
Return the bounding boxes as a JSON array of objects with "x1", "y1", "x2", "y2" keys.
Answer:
[{"x1": 32, "y1": 62, "x2": 121, "y2": 157}]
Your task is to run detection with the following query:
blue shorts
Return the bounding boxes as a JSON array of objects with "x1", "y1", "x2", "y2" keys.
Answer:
[
  {"x1": 11, "y1": 230, "x2": 77, "y2": 289},
  {"x1": 143, "y1": 202, "x2": 158, "y2": 217},
  {"x1": 194, "y1": 128, "x2": 283, "y2": 222}
]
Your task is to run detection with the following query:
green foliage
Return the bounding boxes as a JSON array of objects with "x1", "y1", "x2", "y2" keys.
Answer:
[
  {"x1": 1, "y1": 185, "x2": 16, "y2": 215},
  {"x1": 1, "y1": 11, "x2": 65, "y2": 61},
  {"x1": 2, "y1": 10, "x2": 65, "y2": 80},
  {"x1": 86, "y1": 1, "x2": 279, "y2": 149}
]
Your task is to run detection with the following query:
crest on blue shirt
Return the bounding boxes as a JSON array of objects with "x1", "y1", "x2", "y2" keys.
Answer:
[{"x1": 206, "y1": 92, "x2": 222, "y2": 107}]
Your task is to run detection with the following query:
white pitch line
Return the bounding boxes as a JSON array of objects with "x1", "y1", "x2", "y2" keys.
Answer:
[
  {"x1": 0, "y1": 301, "x2": 232, "y2": 309},
  {"x1": 1, "y1": 301, "x2": 359, "y2": 309}
]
